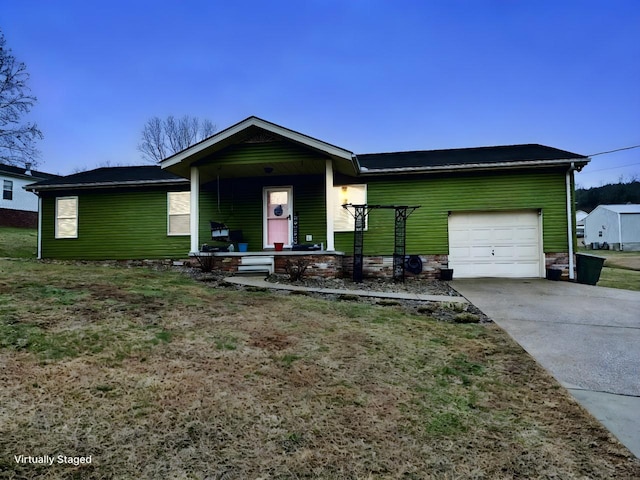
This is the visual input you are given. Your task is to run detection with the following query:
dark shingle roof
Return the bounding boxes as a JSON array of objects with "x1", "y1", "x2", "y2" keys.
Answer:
[
  {"x1": 357, "y1": 144, "x2": 588, "y2": 172},
  {"x1": 25, "y1": 166, "x2": 187, "y2": 191},
  {"x1": 0, "y1": 163, "x2": 60, "y2": 180}
]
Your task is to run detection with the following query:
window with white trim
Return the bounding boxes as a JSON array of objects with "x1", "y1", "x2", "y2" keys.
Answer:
[
  {"x1": 334, "y1": 184, "x2": 367, "y2": 232},
  {"x1": 2, "y1": 180, "x2": 12, "y2": 200},
  {"x1": 168, "y1": 191, "x2": 190, "y2": 235},
  {"x1": 55, "y1": 197, "x2": 78, "y2": 239}
]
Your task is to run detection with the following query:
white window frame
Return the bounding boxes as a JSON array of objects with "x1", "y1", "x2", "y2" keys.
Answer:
[
  {"x1": 2, "y1": 180, "x2": 12, "y2": 200},
  {"x1": 55, "y1": 196, "x2": 78, "y2": 239},
  {"x1": 334, "y1": 184, "x2": 367, "y2": 232},
  {"x1": 167, "y1": 191, "x2": 191, "y2": 236}
]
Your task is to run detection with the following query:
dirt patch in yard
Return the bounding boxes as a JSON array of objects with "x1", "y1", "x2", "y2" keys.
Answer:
[{"x1": 603, "y1": 254, "x2": 640, "y2": 270}]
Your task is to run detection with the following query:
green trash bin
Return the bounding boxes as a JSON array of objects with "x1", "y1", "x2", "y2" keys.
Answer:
[{"x1": 575, "y1": 253, "x2": 606, "y2": 285}]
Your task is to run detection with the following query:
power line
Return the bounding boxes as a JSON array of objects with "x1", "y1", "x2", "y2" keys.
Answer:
[
  {"x1": 580, "y1": 161, "x2": 640, "y2": 174},
  {"x1": 588, "y1": 144, "x2": 640, "y2": 156}
]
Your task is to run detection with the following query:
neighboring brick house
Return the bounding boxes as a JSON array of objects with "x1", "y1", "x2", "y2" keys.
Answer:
[{"x1": 0, "y1": 163, "x2": 59, "y2": 228}]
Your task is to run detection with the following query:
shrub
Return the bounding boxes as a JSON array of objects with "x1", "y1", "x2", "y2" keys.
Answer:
[{"x1": 284, "y1": 258, "x2": 310, "y2": 281}]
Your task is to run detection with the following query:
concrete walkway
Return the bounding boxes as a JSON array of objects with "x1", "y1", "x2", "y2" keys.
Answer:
[
  {"x1": 223, "y1": 276, "x2": 468, "y2": 304},
  {"x1": 452, "y1": 278, "x2": 640, "y2": 459}
]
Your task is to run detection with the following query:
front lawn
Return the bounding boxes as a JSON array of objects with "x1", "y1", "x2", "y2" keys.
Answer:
[{"x1": 1, "y1": 259, "x2": 638, "y2": 479}]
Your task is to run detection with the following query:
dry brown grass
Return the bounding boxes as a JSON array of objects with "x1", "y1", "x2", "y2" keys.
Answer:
[{"x1": 1, "y1": 259, "x2": 639, "y2": 479}]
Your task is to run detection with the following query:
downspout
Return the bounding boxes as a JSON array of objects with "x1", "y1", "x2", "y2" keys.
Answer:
[
  {"x1": 565, "y1": 162, "x2": 576, "y2": 280},
  {"x1": 190, "y1": 166, "x2": 200, "y2": 254},
  {"x1": 325, "y1": 159, "x2": 335, "y2": 251},
  {"x1": 618, "y1": 212, "x2": 623, "y2": 251},
  {"x1": 37, "y1": 195, "x2": 42, "y2": 259}
]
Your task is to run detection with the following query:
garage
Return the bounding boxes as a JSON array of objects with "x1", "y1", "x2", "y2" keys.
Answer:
[{"x1": 448, "y1": 211, "x2": 542, "y2": 278}]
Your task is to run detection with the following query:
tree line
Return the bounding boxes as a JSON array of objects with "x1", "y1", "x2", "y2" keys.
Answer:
[{"x1": 576, "y1": 180, "x2": 640, "y2": 212}]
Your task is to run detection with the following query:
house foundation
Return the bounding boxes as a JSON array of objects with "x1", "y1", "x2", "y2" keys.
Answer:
[
  {"x1": 545, "y1": 252, "x2": 572, "y2": 280},
  {"x1": 192, "y1": 251, "x2": 344, "y2": 278},
  {"x1": 341, "y1": 254, "x2": 450, "y2": 280}
]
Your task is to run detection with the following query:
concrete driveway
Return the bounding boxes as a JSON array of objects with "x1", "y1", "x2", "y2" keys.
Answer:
[{"x1": 451, "y1": 278, "x2": 640, "y2": 458}]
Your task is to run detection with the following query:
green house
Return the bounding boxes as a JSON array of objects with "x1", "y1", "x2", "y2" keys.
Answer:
[{"x1": 27, "y1": 116, "x2": 590, "y2": 280}]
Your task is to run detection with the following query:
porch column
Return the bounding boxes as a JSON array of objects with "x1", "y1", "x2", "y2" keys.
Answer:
[
  {"x1": 190, "y1": 166, "x2": 200, "y2": 254},
  {"x1": 325, "y1": 159, "x2": 335, "y2": 251}
]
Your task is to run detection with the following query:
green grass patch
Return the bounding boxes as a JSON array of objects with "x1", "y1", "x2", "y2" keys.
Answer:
[
  {"x1": 214, "y1": 335, "x2": 238, "y2": 350},
  {"x1": 0, "y1": 227, "x2": 37, "y2": 258},
  {"x1": 278, "y1": 353, "x2": 301, "y2": 367},
  {"x1": 0, "y1": 318, "x2": 174, "y2": 361}
]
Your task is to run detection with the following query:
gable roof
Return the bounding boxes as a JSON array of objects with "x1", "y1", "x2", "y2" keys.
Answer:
[
  {"x1": 0, "y1": 163, "x2": 60, "y2": 181},
  {"x1": 161, "y1": 116, "x2": 357, "y2": 177},
  {"x1": 591, "y1": 204, "x2": 640, "y2": 214},
  {"x1": 25, "y1": 166, "x2": 187, "y2": 192},
  {"x1": 356, "y1": 144, "x2": 589, "y2": 174}
]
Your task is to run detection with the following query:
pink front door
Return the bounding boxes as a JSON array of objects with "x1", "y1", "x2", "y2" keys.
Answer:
[{"x1": 264, "y1": 187, "x2": 292, "y2": 247}]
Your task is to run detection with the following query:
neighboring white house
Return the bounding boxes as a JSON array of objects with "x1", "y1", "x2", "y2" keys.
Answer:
[
  {"x1": 584, "y1": 204, "x2": 640, "y2": 251},
  {"x1": 576, "y1": 209, "x2": 588, "y2": 238},
  {"x1": 0, "y1": 163, "x2": 59, "y2": 228}
]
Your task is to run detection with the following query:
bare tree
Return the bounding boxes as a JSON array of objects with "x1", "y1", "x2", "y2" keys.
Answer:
[
  {"x1": 0, "y1": 29, "x2": 43, "y2": 166},
  {"x1": 138, "y1": 115, "x2": 216, "y2": 163}
]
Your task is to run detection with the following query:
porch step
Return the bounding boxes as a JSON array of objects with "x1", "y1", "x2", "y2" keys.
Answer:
[{"x1": 238, "y1": 255, "x2": 274, "y2": 275}]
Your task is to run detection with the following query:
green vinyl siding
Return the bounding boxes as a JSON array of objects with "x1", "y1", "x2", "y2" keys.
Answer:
[
  {"x1": 199, "y1": 175, "x2": 326, "y2": 250},
  {"x1": 41, "y1": 188, "x2": 189, "y2": 259},
  {"x1": 39, "y1": 166, "x2": 572, "y2": 259},
  {"x1": 196, "y1": 142, "x2": 329, "y2": 177},
  {"x1": 335, "y1": 169, "x2": 569, "y2": 255}
]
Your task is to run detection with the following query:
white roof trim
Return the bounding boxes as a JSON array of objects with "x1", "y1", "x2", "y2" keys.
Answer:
[
  {"x1": 358, "y1": 158, "x2": 587, "y2": 175},
  {"x1": 590, "y1": 204, "x2": 640, "y2": 214},
  {"x1": 25, "y1": 178, "x2": 188, "y2": 192},
  {"x1": 161, "y1": 116, "x2": 354, "y2": 169}
]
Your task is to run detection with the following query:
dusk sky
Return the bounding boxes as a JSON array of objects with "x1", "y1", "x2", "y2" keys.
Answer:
[{"x1": 3, "y1": 0, "x2": 639, "y2": 188}]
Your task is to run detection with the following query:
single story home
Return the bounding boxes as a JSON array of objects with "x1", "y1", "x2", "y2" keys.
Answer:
[
  {"x1": 0, "y1": 163, "x2": 59, "y2": 228},
  {"x1": 584, "y1": 204, "x2": 640, "y2": 251},
  {"x1": 26, "y1": 116, "x2": 590, "y2": 280}
]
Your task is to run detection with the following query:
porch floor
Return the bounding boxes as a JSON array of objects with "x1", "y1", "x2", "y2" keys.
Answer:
[{"x1": 191, "y1": 250, "x2": 345, "y2": 257}]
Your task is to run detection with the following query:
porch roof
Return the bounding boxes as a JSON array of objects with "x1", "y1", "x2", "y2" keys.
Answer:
[{"x1": 161, "y1": 116, "x2": 357, "y2": 180}]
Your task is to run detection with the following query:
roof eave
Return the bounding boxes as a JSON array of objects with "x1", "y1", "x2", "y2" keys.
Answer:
[
  {"x1": 357, "y1": 158, "x2": 590, "y2": 175},
  {"x1": 25, "y1": 178, "x2": 189, "y2": 193},
  {"x1": 0, "y1": 171, "x2": 54, "y2": 181}
]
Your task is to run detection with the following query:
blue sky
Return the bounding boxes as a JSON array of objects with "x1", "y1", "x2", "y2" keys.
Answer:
[{"x1": 3, "y1": 0, "x2": 639, "y2": 188}]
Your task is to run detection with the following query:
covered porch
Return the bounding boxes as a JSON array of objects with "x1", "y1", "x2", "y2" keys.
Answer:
[{"x1": 159, "y1": 116, "x2": 358, "y2": 258}]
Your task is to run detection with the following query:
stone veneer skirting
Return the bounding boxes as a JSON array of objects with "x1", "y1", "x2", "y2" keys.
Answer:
[
  {"x1": 545, "y1": 252, "x2": 572, "y2": 279},
  {"x1": 202, "y1": 252, "x2": 452, "y2": 280},
  {"x1": 341, "y1": 255, "x2": 450, "y2": 280},
  {"x1": 193, "y1": 251, "x2": 575, "y2": 280},
  {"x1": 199, "y1": 252, "x2": 344, "y2": 278}
]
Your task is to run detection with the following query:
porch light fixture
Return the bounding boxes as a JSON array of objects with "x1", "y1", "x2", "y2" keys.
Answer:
[
  {"x1": 264, "y1": 166, "x2": 274, "y2": 174},
  {"x1": 340, "y1": 186, "x2": 349, "y2": 205}
]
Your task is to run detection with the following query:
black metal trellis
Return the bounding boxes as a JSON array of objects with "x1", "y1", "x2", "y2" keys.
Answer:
[{"x1": 342, "y1": 204, "x2": 420, "y2": 283}]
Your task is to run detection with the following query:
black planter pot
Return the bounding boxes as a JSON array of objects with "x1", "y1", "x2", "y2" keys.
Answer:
[
  {"x1": 545, "y1": 268, "x2": 562, "y2": 281},
  {"x1": 440, "y1": 268, "x2": 454, "y2": 281}
]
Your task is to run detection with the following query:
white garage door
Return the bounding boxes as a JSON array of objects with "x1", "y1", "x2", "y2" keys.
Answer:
[{"x1": 448, "y1": 211, "x2": 542, "y2": 278}]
